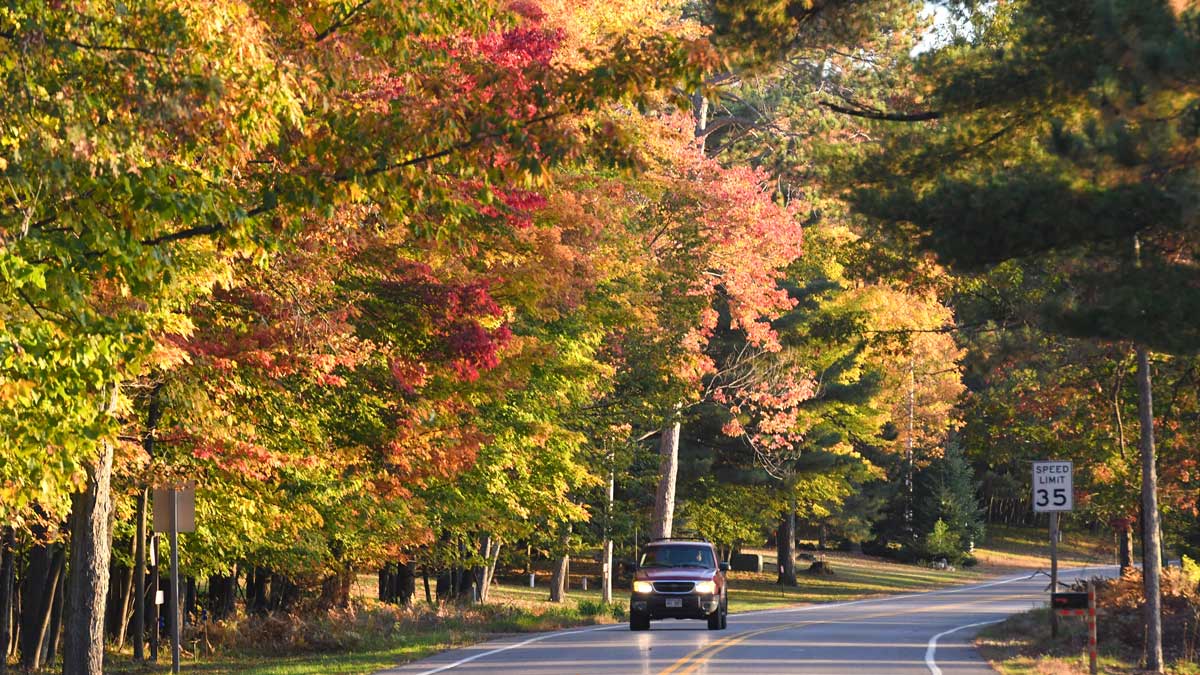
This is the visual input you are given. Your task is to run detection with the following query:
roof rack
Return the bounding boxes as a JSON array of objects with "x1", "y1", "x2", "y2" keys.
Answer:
[{"x1": 647, "y1": 536, "x2": 709, "y2": 543}]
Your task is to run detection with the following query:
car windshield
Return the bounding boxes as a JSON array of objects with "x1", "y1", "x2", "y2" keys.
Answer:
[{"x1": 639, "y1": 545, "x2": 716, "y2": 569}]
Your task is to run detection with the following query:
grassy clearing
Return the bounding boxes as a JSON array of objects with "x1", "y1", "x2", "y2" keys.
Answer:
[
  {"x1": 976, "y1": 607, "x2": 1200, "y2": 675},
  {"x1": 726, "y1": 550, "x2": 988, "y2": 611},
  {"x1": 973, "y1": 524, "x2": 1116, "y2": 572}
]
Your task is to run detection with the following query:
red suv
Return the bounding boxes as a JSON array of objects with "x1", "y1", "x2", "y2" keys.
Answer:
[{"x1": 629, "y1": 539, "x2": 729, "y2": 631}]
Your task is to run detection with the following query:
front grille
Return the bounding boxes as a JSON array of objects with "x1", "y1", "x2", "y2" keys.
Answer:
[{"x1": 653, "y1": 581, "x2": 695, "y2": 593}]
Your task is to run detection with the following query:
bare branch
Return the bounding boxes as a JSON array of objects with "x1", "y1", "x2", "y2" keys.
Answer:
[
  {"x1": 819, "y1": 100, "x2": 941, "y2": 122},
  {"x1": 314, "y1": 0, "x2": 374, "y2": 42}
]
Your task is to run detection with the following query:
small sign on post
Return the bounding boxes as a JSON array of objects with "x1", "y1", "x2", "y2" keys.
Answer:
[
  {"x1": 153, "y1": 482, "x2": 196, "y2": 533},
  {"x1": 152, "y1": 481, "x2": 196, "y2": 675}
]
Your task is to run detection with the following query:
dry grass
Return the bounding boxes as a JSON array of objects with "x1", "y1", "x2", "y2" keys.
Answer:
[{"x1": 976, "y1": 567, "x2": 1200, "y2": 675}]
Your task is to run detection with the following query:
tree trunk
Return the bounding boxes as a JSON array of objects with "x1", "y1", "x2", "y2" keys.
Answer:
[
  {"x1": 133, "y1": 381, "x2": 162, "y2": 662},
  {"x1": 1117, "y1": 522, "x2": 1134, "y2": 572},
  {"x1": 185, "y1": 575, "x2": 197, "y2": 623},
  {"x1": 46, "y1": 562, "x2": 66, "y2": 667},
  {"x1": 777, "y1": 507, "x2": 797, "y2": 587},
  {"x1": 1135, "y1": 346, "x2": 1164, "y2": 673},
  {"x1": 23, "y1": 546, "x2": 64, "y2": 671},
  {"x1": 6, "y1": 581, "x2": 16, "y2": 669},
  {"x1": 132, "y1": 488, "x2": 148, "y2": 661},
  {"x1": 19, "y1": 538, "x2": 53, "y2": 671},
  {"x1": 395, "y1": 562, "x2": 415, "y2": 606},
  {"x1": 63, "y1": 434, "x2": 116, "y2": 675},
  {"x1": 548, "y1": 529, "x2": 571, "y2": 603},
  {"x1": 378, "y1": 564, "x2": 394, "y2": 603},
  {"x1": 114, "y1": 536, "x2": 136, "y2": 649},
  {"x1": 148, "y1": 534, "x2": 160, "y2": 662},
  {"x1": 477, "y1": 537, "x2": 501, "y2": 604},
  {"x1": 651, "y1": 418, "x2": 681, "y2": 539},
  {"x1": 421, "y1": 567, "x2": 432, "y2": 604},
  {"x1": 0, "y1": 528, "x2": 13, "y2": 675},
  {"x1": 602, "y1": 455, "x2": 615, "y2": 605},
  {"x1": 246, "y1": 567, "x2": 270, "y2": 615},
  {"x1": 207, "y1": 572, "x2": 236, "y2": 621}
]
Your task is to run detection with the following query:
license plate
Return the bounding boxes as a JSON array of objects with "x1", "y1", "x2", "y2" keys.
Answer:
[{"x1": 666, "y1": 598, "x2": 682, "y2": 608}]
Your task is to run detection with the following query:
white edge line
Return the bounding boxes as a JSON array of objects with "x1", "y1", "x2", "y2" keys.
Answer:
[
  {"x1": 739, "y1": 572, "x2": 1033, "y2": 617},
  {"x1": 924, "y1": 619, "x2": 1002, "y2": 675},
  {"x1": 412, "y1": 623, "x2": 624, "y2": 675},
  {"x1": 742, "y1": 564, "x2": 1120, "y2": 617}
]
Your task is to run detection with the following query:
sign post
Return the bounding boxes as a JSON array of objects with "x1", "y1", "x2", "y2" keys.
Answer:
[
  {"x1": 153, "y1": 482, "x2": 195, "y2": 675},
  {"x1": 1033, "y1": 461, "x2": 1073, "y2": 638}
]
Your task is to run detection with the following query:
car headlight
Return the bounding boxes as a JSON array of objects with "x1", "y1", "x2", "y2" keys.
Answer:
[
  {"x1": 633, "y1": 580, "x2": 654, "y2": 594},
  {"x1": 693, "y1": 580, "x2": 716, "y2": 595}
]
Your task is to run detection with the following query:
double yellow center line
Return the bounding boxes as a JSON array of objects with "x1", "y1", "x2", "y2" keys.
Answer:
[{"x1": 658, "y1": 618, "x2": 822, "y2": 675}]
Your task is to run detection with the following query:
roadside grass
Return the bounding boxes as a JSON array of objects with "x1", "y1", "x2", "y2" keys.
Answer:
[
  {"x1": 976, "y1": 607, "x2": 1200, "y2": 675},
  {"x1": 101, "y1": 596, "x2": 622, "y2": 675},
  {"x1": 104, "y1": 632, "x2": 457, "y2": 675}
]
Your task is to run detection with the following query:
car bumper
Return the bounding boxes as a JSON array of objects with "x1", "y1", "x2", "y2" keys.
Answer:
[{"x1": 630, "y1": 594, "x2": 719, "y2": 619}]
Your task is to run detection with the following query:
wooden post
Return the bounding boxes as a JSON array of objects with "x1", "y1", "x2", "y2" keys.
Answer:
[
  {"x1": 1088, "y1": 581, "x2": 1098, "y2": 675},
  {"x1": 1050, "y1": 512, "x2": 1059, "y2": 638}
]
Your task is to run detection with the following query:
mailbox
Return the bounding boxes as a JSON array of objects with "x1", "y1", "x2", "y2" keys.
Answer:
[{"x1": 1051, "y1": 592, "x2": 1089, "y2": 610}]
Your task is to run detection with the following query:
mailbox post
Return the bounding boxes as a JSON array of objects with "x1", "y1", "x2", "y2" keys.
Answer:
[{"x1": 1050, "y1": 583, "x2": 1098, "y2": 675}]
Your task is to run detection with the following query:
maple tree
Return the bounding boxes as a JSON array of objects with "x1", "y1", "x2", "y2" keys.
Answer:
[{"x1": 1, "y1": 0, "x2": 720, "y2": 667}]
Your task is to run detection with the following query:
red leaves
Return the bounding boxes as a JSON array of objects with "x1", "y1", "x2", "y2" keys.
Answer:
[
  {"x1": 191, "y1": 438, "x2": 310, "y2": 481},
  {"x1": 378, "y1": 261, "x2": 512, "y2": 389},
  {"x1": 478, "y1": 26, "x2": 561, "y2": 70}
]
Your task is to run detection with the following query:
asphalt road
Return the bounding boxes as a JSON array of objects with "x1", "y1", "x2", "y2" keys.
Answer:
[{"x1": 382, "y1": 566, "x2": 1115, "y2": 675}]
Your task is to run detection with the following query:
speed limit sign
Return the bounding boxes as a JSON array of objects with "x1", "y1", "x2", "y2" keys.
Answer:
[{"x1": 1032, "y1": 460, "x2": 1073, "y2": 512}]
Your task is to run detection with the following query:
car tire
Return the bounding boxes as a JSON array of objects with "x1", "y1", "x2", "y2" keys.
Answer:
[
  {"x1": 630, "y1": 613, "x2": 650, "y2": 631},
  {"x1": 707, "y1": 609, "x2": 723, "y2": 630}
]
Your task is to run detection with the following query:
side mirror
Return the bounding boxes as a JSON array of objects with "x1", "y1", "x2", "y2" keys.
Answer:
[{"x1": 719, "y1": 561, "x2": 730, "y2": 573}]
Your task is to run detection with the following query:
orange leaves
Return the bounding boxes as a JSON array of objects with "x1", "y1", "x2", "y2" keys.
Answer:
[{"x1": 383, "y1": 403, "x2": 484, "y2": 484}]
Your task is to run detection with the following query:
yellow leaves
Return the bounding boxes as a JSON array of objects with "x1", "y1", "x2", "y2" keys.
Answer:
[
  {"x1": 0, "y1": 378, "x2": 35, "y2": 405},
  {"x1": 148, "y1": 338, "x2": 191, "y2": 370},
  {"x1": 533, "y1": 0, "x2": 702, "y2": 69}
]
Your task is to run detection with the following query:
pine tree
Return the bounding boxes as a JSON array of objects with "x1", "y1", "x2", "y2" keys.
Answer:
[
  {"x1": 848, "y1": 2, "x2": 1198, "y2": 668},
  {"x1": 913, "y1": 443, "x2": 984, "y2": 563}
]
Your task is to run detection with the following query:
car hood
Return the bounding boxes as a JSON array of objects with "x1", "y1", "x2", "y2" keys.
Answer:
[{"x1": 636, "y1": 567, "x2": 717, "y2": 582}]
